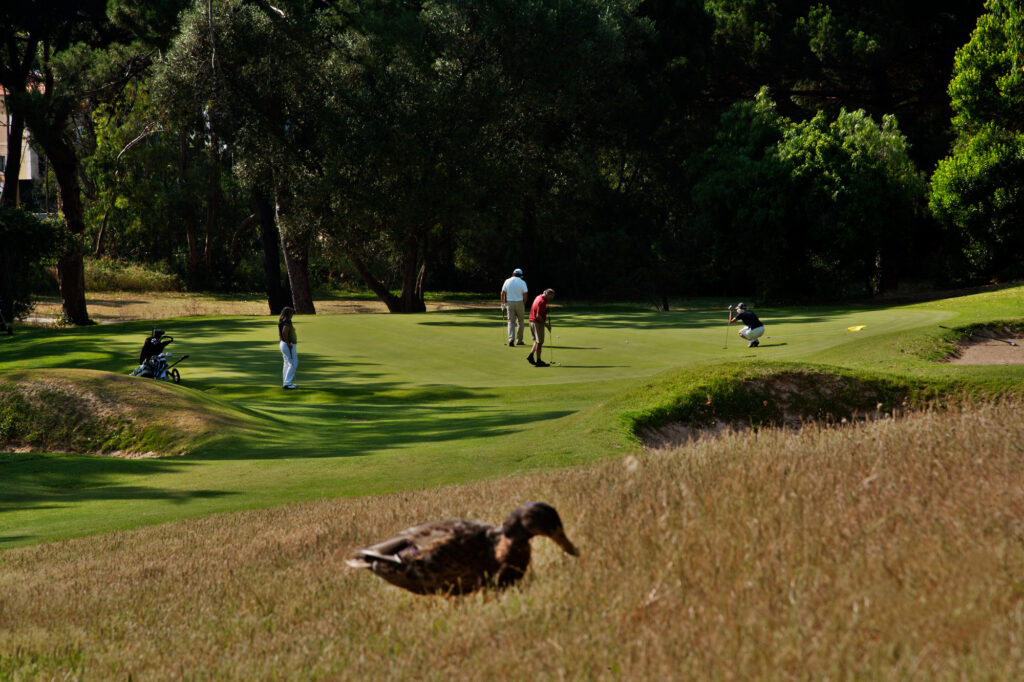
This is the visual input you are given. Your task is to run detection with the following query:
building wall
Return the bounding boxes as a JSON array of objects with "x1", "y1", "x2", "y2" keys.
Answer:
[{"x1": 0, "y1": 94, "x2": 41, "y2": 194}]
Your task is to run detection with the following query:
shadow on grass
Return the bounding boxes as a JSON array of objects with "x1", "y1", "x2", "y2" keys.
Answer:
[
  {"x1": 0, "y1": 453, "x2": 235, "y2": 529},
  {"x1": 189, "y1": 403, "x2": 576, "y2": 461},
  {"x1": 0, "y1": 318, "x2": 375, "y2": 390},
  {"x1": 84, "y1": 297, "x2": 153, "y2": 306},
  {"x1": 417, "y1": 306, "x2": 864, "y2": 331},
  {"x1": 1, "y1": 308, "x2": 870, "y2": 378}
]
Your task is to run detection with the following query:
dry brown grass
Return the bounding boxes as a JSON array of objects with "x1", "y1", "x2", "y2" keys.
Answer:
[
  {"x1": 3, "y1": 400, "x2": 1024, "y2": 680},
  {"x1": 0, "y1": 370, "x2": 247, "y2": 455},
  {"x1": 28, "y1": 293, "x2": 489, "y2": 323}
]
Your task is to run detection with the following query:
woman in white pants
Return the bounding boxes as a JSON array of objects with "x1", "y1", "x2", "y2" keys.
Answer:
[{"x1": 278, "y1": 306, "x2": 298, "y2": 389}]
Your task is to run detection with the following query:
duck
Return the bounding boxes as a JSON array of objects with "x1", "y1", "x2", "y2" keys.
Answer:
[{"x1": 345, "y1": 502, "x2": 579, "y2": 595}]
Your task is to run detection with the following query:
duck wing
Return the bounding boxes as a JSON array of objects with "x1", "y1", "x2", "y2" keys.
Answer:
[{"x1": 347, "y1": 519, "x2": 501, "y2": 594}]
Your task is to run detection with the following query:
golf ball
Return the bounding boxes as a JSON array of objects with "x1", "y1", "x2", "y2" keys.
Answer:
[{"x1": 625, "y1": 340, "x2": 630, "y2": 344}]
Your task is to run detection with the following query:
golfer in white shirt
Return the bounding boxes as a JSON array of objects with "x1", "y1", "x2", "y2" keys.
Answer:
[{"x1": 500, "y1": 268, "x2": 529, "y2": 346}]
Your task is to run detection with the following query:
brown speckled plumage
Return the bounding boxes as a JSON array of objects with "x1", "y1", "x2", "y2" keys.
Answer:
[{"x1": 346, "y1": 502, "x2": 578, "y2": 595}]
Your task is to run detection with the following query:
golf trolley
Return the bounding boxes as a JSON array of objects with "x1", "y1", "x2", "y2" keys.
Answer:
[
  {"x1": 129, "y1": 351, "x2": 188, "y2": 383},
  {"x1": 129, "y1": 328, "x2": 188, "y2": 383}
]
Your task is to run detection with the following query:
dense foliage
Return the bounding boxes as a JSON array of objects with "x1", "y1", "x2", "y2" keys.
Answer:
[
  {"x1": 0, "y1": 208, "x2": 59, "y2": 320},
  {"x1": 1, "y1": 0, "x2": 1015, "y2": 314},
  {"x1": 690, "y1": 91, "x2": 926, "y2": 299},
  {"x1": 930, "y1": 0, "x2": 1024, "y2": 283}
]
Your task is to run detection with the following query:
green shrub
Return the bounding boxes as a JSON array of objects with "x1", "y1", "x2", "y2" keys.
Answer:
[{"x1": 0, "y1": 208, "x2": 60, "y2": 319}]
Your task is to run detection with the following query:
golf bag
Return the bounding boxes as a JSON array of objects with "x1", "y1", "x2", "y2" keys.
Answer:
[
  {"x1": 131, "y1": 352, "x2": 170, "y2": 380},
  {"x1": 129, "y1": 351, "x2": 188, "y2": 383},
  {"x1": 130, "y1": 328, "x2": 186, "y2": 383}
]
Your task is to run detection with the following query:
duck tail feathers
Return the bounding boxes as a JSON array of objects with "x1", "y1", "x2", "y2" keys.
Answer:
[{"x1": 349, "y1": 549, "x2": 403, "y2": 566}]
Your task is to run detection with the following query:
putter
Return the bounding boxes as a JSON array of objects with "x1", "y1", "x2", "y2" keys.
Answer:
[
  {"x1": 501, "y1": 304, "x2": 510, "y2": 346},
  {"x1": 551, "y1": 335, "x2": 560, "y2": 365},
  {"x1": 723, "y1": 306, "x2": 731, "y2": 349}
]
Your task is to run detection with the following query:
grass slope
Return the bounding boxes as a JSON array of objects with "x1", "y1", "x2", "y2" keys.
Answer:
[
  {"x1": 2, "y1": 400, "x2": 1023, "y2": 679},
  {"x1": 1, "y1": 286, "x2": 1022, "y2": 547},
  {"x1": 0, "y1": 368, "x2": 251, "y2": 454}
]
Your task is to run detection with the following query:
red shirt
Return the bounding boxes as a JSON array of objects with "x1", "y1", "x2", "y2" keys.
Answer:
[{"x1": 530, "y1": 295, "x2": 548, "y2": 324}]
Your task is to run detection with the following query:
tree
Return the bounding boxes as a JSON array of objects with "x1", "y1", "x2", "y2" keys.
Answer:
[
  {"x1": 690, "y1": 90, "x2": 926, "y2": 300},
  {"x1": 156, "y1": 0, "x2": 651, "y2": 312},
  {"x1": 930, "y1": 0, "x2": 1024, "y2": 283},
  {"x1": 0, "y1": 0, "x2": 186, "y2": 325},
  {"x1": 153, "y1": 0, "x2": 335, "y2": 313},
  {"x1": 317, "y1": 0, "x2": 653, "y2": 311},
  {"x1": 703, "y1": 0, "x2": 985, "y2": 169}
]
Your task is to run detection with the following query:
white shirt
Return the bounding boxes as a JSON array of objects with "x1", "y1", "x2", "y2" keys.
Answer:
[{"x1": 501, "y1": 276, "x2": 528, "y2": 302}]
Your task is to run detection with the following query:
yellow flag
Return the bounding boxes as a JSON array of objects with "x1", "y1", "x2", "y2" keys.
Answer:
[{"x1": 846, "y1": 325, "x2": 866, "y2": 332}]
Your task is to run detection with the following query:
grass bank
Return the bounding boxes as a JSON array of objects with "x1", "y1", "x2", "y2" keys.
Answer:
[
  {"x1": 615, "y1": 360, "x2": 1024, "y2": 444},
  {"x1": 0, "y1": 369, "x2": 251, "y2": 455}
]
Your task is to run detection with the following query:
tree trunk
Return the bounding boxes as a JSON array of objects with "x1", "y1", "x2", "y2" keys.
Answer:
[
  {"x1": 351, "y1": 239, "x2": 427, "y2": 313},
  {"x1": 350, "y1": 253, "x2": 402, "y2": 311},
  {"x1": 398, "y1": 243, "x2": 427, "y2": 312},
  {"x1": 229, "y1": 213, "x2": 256, "y2": 267},
  {"x1": 204, "y1": 134, "x2": 220, "y2": 270},
  {"x1": 94, "y1": 200, "x2": 114, "y2": 256},
  {"x1": 1, "y1": 109, "x2": 26, "y2": 208},
  {"x1": 253, "y1": 185, "x2": 290, "y2": 314},
  {"x1": 56, "y1": 249, "x2": 89, "y2": 324},
  {"x1": 45, "y1": 138, "x2": 91, "y2": 325},
  {"x1": 280, "y1": 230, "x2": 315, "y2": 314},
  {"x1": 179, "y1": 135, "x2": 201, "y2": 269}
]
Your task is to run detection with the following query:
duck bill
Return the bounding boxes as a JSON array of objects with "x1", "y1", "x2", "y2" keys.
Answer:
[{"x1": 551, "y1": 528, "x2": 579, "y2": 556}]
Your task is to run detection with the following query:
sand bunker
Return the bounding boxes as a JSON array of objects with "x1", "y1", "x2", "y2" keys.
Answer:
[{"x1": 945, "y1": 329, "x2": 1024, "y2": 365}]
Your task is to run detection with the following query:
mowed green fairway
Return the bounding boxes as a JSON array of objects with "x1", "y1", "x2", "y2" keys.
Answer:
[{"x1": 2, "y1": 287, "x2": 1021, "y2": 547}]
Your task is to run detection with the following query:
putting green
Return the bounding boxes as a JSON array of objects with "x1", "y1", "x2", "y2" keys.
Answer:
[{"x1": 1, "y1": 290, "x2": 1021, "y2": 547}]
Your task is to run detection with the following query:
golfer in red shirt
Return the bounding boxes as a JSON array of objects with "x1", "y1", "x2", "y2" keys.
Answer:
[{"x1": 527, "y1": 289, "x2": 555, "y2": 367}]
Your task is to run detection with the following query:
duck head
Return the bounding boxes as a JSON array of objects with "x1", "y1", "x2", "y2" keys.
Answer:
[{"x1": 503, "y1": 502, "x2": 578, "y2": 556}]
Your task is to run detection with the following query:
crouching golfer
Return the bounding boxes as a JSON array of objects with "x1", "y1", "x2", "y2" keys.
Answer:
[
  {"x1": 527, "y1": 289, "x2": 555, "y2": 367},
  {"x1": 728, "y1": 302, "x2": 765, "y2": 348},
  {"x1": 278, "y1": 306, "x2": 299, "y2": 389}
]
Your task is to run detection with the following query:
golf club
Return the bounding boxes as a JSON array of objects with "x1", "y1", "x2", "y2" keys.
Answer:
[
  {"x1": 167, "y1": 353, "x2": 190, "y2": 369},
  {"x1": 500, "y1": 303, "x2": 510, "y2": 347},
  {"x1": 550, "y1": 335, "x2": 560, "y2": 365},
  {"x1": 723, "y1": 305, "x2": 731, "y2": 349}
]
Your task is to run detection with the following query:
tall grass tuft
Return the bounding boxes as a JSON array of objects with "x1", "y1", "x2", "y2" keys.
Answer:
[
  {"x1": 82, "y1": 258, "x2": 183, "y2": 292},
  {"x1": 2, "y1": 400, "x2": 1024, "y2": 679}
]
